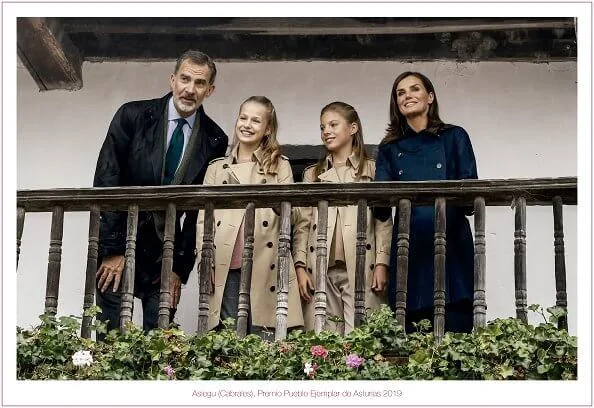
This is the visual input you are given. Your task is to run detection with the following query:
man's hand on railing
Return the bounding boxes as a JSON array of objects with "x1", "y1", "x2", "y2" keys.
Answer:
[
  {"x1": 170, "y1": 272, "x2": 182, "y2": 308},
  {"x1": 371, "y1": 264, "x2": 388, "y2": 293},
  {"x1": 296, "y1": 265, "x2": 314, "y2": 303},
  {"x1": 96, "y1": 255, "x2": 125, "y2": 293}
]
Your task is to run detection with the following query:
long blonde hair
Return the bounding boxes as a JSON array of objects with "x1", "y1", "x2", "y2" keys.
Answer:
[
  {"x1": 313, "y1": 101, "x2": 369, "y2": 181},
  {"x1": 230, "y1": 96, "x2": 281, "y2": 175}
]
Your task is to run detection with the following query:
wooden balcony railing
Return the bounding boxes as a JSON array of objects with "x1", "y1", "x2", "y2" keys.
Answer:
[{"x1": 16, "y1": 177, "x2": 576, "y2": 343}]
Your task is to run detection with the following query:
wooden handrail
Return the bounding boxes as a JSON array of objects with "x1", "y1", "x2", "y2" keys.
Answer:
[{"x1": 17, "y1": 177, "x2": 577, "y2": 212}]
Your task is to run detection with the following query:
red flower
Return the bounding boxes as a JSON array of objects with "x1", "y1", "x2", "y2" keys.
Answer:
[{"x1": 310, "y1": 345, "x2": 329, "y2": 359}]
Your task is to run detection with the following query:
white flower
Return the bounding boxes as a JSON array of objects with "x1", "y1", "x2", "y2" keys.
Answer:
[
  {"x1": 303, "y1": 362, "x2": 314, "y2": 376},
  {"x1": 72, "y1": 350, "x2": 93, "y2": 367}
]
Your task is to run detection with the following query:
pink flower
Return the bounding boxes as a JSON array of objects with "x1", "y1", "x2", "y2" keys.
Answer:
[
  {"x1": 163, "y1": 364, "x2": 176, "y2": 379},
  {"x1": 310, "y1": 345, "x2": 329, "y2": 359},
  {"x1": 345, "y1": 354, "x2": 365, "y2": 369}
]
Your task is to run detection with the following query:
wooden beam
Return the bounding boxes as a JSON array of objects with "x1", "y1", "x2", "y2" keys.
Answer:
[
  {"x1": 71, "y1": 30, "x2": 576, "y2": 63},
  {"x1": 17, "y1": 17, "x2": 82, "y2": 91},
  {"x1": 61, "y1": 17, "x2": 575, "y2": 36}
]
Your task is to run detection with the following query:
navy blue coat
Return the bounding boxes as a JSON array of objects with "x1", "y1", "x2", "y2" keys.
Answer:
[{"x1": 374, "y1": 124, "x2": 478, "y2": 312}]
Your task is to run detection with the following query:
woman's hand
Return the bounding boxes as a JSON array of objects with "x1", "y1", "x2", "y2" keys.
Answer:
[
  {"x1": 371, "y1": 264, "x2": 388, "y2": 293},
  {"x1": 296, "y1": 265, "x2": 314, "y2": 303}
]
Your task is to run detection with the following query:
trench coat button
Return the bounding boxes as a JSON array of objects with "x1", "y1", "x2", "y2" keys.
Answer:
[
  {"x1": 398, "y1": 152, "x2": 403, "y2": 158},
  {"x1": 436, "y1": 163, "x2": 443, "y2": 169},
  {"x1": 222, "y1": 180, "x2": 227, "y2": 184},
  {"x1": 263, "y1": 220, "x2": 269, "y2": 227},
  {"x1": 313, "y1": 224, "x2": 317, "y2": 231},
  {"x1": 261, "y1": 179, "x2": 267, "y2": 184},
  {"x1": 370, "y1": 264, "x2": 374, "y2": 270},
  {"x1": 398, "y1": 170, "x2": 403, "y2": 176},
  {"x1": 193, "y1": 248, "x2": 197, "y2": 256},
  {"x1": 307, "y1": 267, "x2": 312, "y2": 273},
  {"x1": 270, "y1": 264, "x2": 275, "y2": 270},
  {"x1": 216, "y1": 220, "x2": 221, "y2": 226},
  {"x1": 267, "y1": 242, "x2": 273, "y2": 248},
  {"x1": 310, "y1": 246, "x2": 314, "y2": 252},
  {"x1": 270, "y1": 286, "x2": 276, "y2": 292},
  {"x1": 223, "y1": 163, "x2": 229, "y2": 169},
  {"x1": 366, "y1": 243, "x2": 371, "y2": 250}
]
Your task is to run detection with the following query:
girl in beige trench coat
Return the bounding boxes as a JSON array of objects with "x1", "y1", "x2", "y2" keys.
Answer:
[
  {"x1": 196, "y1": 96, "x2": 307, "y2": 339},
  {"x1": 296, "y1": 102, "x2": 393, "y2": 335}
]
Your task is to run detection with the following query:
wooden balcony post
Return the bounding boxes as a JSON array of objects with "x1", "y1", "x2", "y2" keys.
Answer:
[
  {"x1": 157, "y1": 203, "x2": 176, "y2": 329},
  {"x1": 514, "y1": 196, "x2": 528, "y2": 323},
  {"x1": 81, "y1": 205, "x2": 100, "y2": 338},
  {"x1": 119, "y1": 205, "x2": 138, "y2": 333},
  {"x1": 314, "y1": 200, "x2": 329, "y2": 334},
  {"x1": 44, "y1": 206, "x2": 64, "y2": 316},
  {"x1": 275, "y1": 201, "x2": 291, "y2": 341},
  {"x1": 197, "y1": 202, "x2": 214, "y2": 335},
  {"x1": 552, "y1": 196, "x2": 568, "y2": 331},
  {"x1": 473, "y1": 197, "x2": 487, "y2": 329},
  {"x1": 237, "y1": 202, "x2": 256, "y2": 338},
  {"x1": 17, "y1": 207, "x2": 25, "y2": 269},
  {"x1": 433, "y1": 197, "x2": 446, "y2": 343},
  {"x1": 395, "y1": 199, "x2": 411, "y2": 327},
  {"x1": 354, "y1": 199, "x2": 367, "y2": 327}
]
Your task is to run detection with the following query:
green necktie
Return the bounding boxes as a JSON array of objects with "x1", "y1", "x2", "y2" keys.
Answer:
[{"x1": 163, "y1": 118, "x2": 186, "y2": 185}]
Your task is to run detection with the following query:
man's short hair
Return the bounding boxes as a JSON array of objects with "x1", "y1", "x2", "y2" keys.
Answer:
[{"x1": 174, "y1": 50, "x2": 217, "y2": 85}]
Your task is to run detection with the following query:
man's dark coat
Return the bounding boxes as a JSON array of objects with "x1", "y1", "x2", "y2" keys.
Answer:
[{"x1": 93, "y1": 93, "x2": 228, "y2": 288}]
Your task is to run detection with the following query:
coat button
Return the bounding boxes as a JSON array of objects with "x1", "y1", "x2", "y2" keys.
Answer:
[
  {"x1": 263, "y1": 220, "x2": 269, "y2": 227},
  {"x1": 216, "y1": 220, "x2": 221, "y2": 226},
  {"x1": 269, "y1": 286, "x2": 276, "y2": 292},
  {"x1": 366, "y1": 243, "x2": 371, "y2": 250},
  {"x1": 193, "y1": 248, "x2": 198, "y2": 255},
  {"x1": 436, "y1": 163, "x2": 442, "y2": 169},
  {"x1": 370, "y1": 264, "x2": 374, "y2": 270},
  {"x1": 307, "y1": 267, "x2": 312, "y2": 273},
  {"x1": 267, "y1": 242, "x2": 273, "y2": 248},
  {"x1": 270, "y1": 264, "x2": 275, "y2": 270},
  {"x1": 223, "y1": 164, "x2": 229, "y2": 169},
  {"x1": 313, "y1": 224, "x2": 317, "y2": 231},
  {"x1": 310, "y1": 246, "x2": 314, "y2": 252},
  {"x1": 261, "y1": 179, "x2": 267, "y2": 184},
  {"x1": 398, "y1": 170, "x2": 403, "y2": 176},
  {"x1": 398, "y1": 152, "x2": 403, "y2": 158},
  {"x1": 222, "y1": 180, "x2": 227, "y2": 184}
]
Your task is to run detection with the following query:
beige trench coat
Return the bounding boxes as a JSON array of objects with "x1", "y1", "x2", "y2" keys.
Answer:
[
  {"x1": 298, "y1": 155, "x2": 393, "y2": 331},
  {"x1": 196, "y1": 147, "x2": 307, "y2": 330}
]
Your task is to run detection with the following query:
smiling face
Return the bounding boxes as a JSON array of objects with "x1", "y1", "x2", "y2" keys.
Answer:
[
  {"x1": 235, "y1": 101, "x2": 271, "y2": 150},
  {"x1": 169, "y1": 59, "x2": 215, "y2": 118},
  {"x1": 395, "y1": 75, "x2": 435, "y2": 119},
  {"x1": 320, "y1": 110, "x2": 357, "y2": 154}
]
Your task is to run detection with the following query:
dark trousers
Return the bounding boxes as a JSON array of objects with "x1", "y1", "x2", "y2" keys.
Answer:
[
  {"x1": 218, "y1": 268, "x2": 276, "y2": 342},
  {"x1": 404, "y1": 300, "x2": 474, "y2": 334},
  {"x1": 96, "y1": 282, "x2": 176, "y2": 341}
]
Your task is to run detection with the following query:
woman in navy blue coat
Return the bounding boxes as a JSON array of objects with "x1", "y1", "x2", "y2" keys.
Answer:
[{"x1": 374, "y1": 72, "x2": 478, "y2": 333}]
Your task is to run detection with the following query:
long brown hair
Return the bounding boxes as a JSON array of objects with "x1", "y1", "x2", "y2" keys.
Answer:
[
  {"x1": 381, "y1": 71, "x2": 445, "y2": 144},
  {"x1": 230, "y1": 96, "x2": 281, "y2": 175},
  {"x1": 313, "y1": 101, "x2": 369, "y2": 181}
]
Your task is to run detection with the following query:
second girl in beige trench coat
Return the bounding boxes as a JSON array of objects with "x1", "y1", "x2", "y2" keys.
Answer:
[
  {"x1": 195, "y1": 96, "x2": 307, "y2": 333},
  {"x1": 296, "y1": 102, "x2": 393, "y2": 334}
]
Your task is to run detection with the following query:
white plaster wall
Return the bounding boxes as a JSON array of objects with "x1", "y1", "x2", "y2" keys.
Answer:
[{"x1": 16, "y1": 60, "x2": 577, "y2": 334}]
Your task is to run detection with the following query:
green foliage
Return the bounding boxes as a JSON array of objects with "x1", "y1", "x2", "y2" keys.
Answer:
[{"x1": 16, "y1": 305, "x2": 577, "y2": 380}]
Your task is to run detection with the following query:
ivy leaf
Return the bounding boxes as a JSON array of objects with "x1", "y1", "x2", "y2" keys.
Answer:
[
  {"x1": 537, "y1": 364, "x2": 550, "y2": 374},
  {"x1": 499, "y1": 364, "x2": 514, "y2": 379}
]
